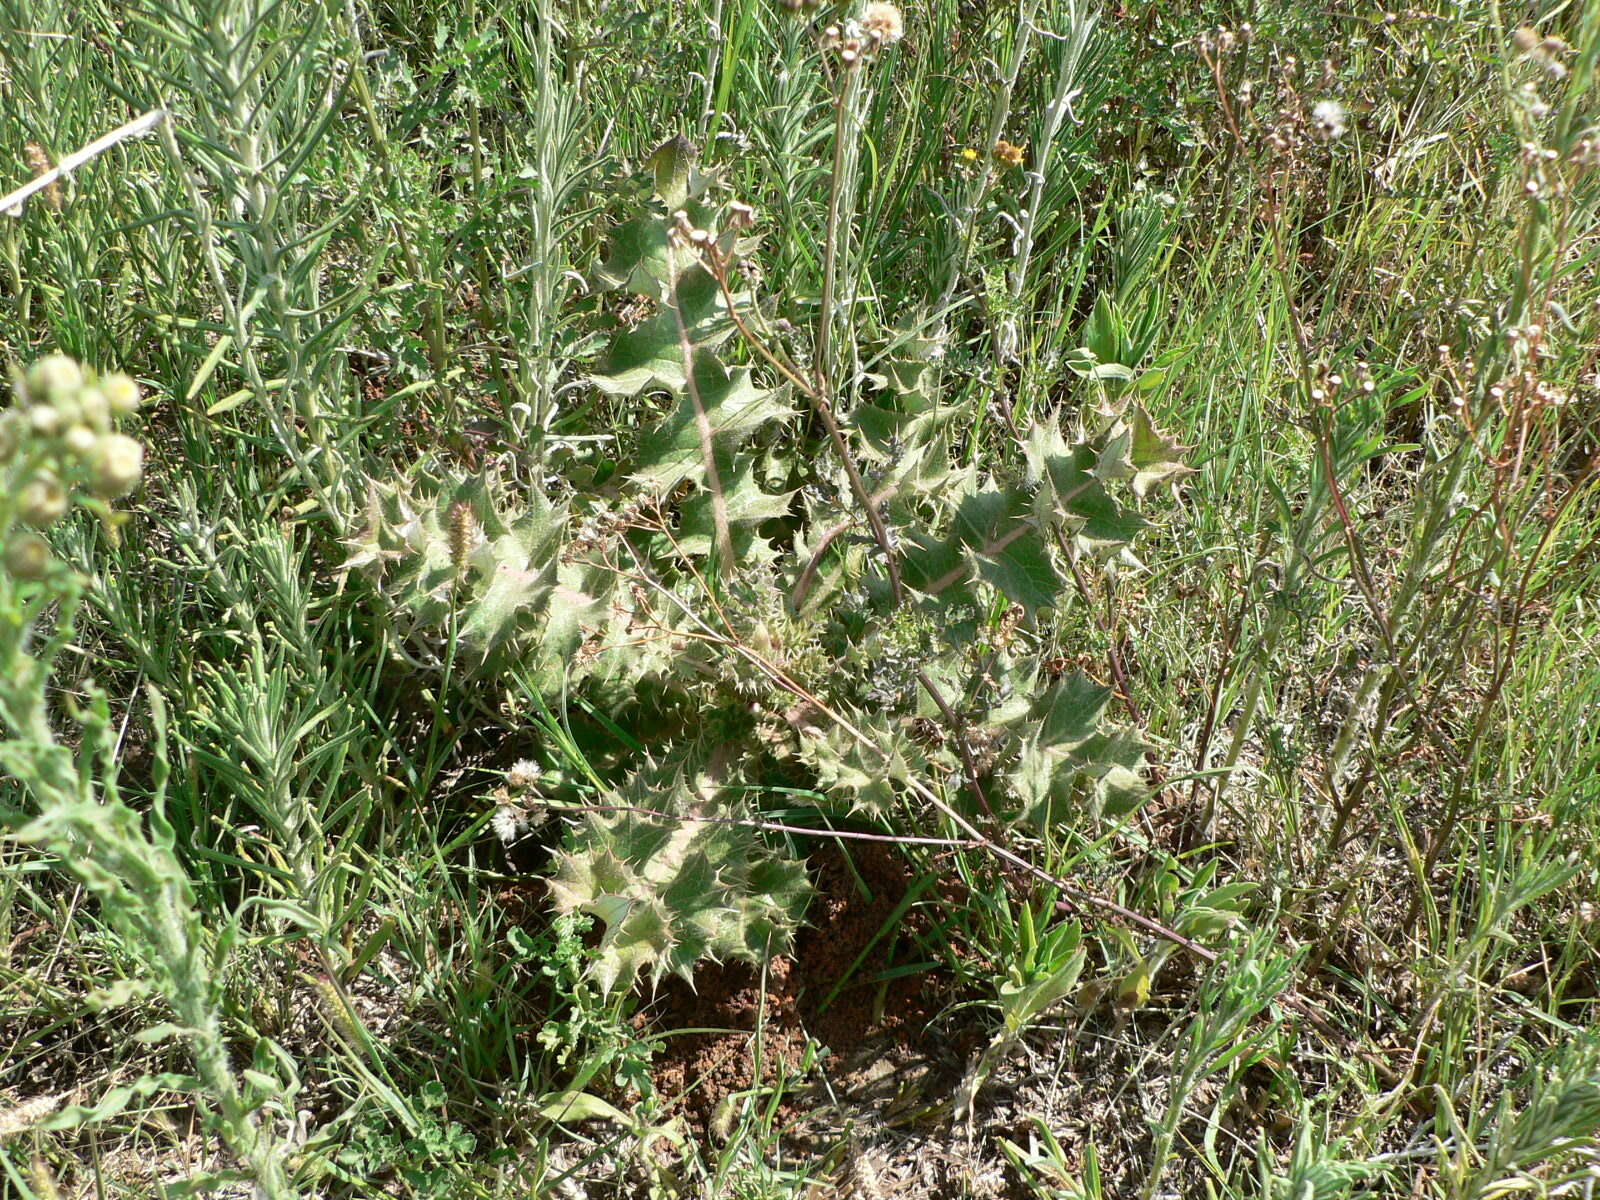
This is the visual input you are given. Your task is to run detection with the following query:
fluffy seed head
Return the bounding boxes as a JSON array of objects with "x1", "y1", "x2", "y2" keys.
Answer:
[
  {"x1": 1311, "y1": 99, "x2": 1348, "y2": 139},
  {"x1": 492, "y1": 805, "x2": 529, "y2": 845},
  {"x1": 508, "y1": 758, "x2": 543, "y2": 790},
  {"x1": 862, "y1": 2, "x2": 903, "y2": 45}
]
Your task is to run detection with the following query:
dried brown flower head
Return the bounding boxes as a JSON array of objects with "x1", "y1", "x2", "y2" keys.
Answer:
[{"x1": 993, "y1": 139, "x2": 1027, "y2": 168}]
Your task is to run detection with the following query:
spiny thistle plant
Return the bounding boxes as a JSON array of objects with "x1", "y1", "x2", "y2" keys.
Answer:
[
  {"x1": 547, "y1": 773, "x2": 812, "y2": 996},
  {"x1": 0, "y1": 357, "x2": 296, "y2": 1198},
  {"x1": 337, "y1": 0, "x2": 1191, "y2": 1000}
]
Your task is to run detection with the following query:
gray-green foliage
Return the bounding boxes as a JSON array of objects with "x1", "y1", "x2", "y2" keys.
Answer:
[
  {"x1": 0, "y1": 359, "x2": 296, "y2": 1197},
  {"x1": 548, "y1": 774, "x2": 811, "y2": 995},
  {"x1": 1450, "y1": 1031, "x2": 1600, "y2": 1198},
  {"x1": 339, "y1": 144, "x2": 1191, "y2": 997},
  {"x1": 4, "y1": 0, "x2": 1600, "y2": 1192}
]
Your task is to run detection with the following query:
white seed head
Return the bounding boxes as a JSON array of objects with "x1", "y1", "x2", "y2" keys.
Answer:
[
  {"x1": 862, "y1": 2, "x2": 903, "y2": 45},
  {"x1": 508, "y1": 759, "x2": 543, "y2": 790},
  {"x1": 1311, "y1": 99, "x2": 1348, "y2": 140},
  {"x1": 492, "y1": 805, "x2": 529, "y2": 845}
]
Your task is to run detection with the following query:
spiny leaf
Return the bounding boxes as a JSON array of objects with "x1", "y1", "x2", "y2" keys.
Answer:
[
  {"x1": 545, "y1": 774, "x2": 810, "y2": 995},
  {"x1": 1025, "y1": 423, "x2": 1149, "y2": 545},
  {"x1": 1005, "y1": 670, "x2": 1153, "y2": 830},
  {"x1": 590, "y1": 265, "x2": 732, "y2": 397},
  {"x1": 678, "y1": 454, "x2": 795, "y2": 561},
  {"x1": 1127, "y1": 404, "x2": 1197, "y2": 497},
  {"x1": 902, "y1": 486, "x2": 1063, "y2": 614},
  {"x1": 796, "y1": 709, "x2": 933, "y2": 817},
  {"x1": 630, "y1": 353, "x2": 794, "y2": 492}
]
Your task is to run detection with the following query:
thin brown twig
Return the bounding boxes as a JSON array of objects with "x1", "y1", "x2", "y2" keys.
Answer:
[
  {"x1": 914, "y1": 668, "x2": 995, "y2": 820},
  {"x1": 612, "y1": 547, "x2": 1389, "y2": 1075},
  {"x1": 556, "y1": 799, "x2": 981, "y2": 851},
  {"x1": 702, "y1": 242, "x2": 903, "y2": 602}
]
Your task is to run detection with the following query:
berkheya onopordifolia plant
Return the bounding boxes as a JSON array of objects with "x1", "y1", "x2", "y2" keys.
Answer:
[
  {"x1": 0, "y1": 357, "x2": 298, "y2": 1197},
  {"x1": 338, "y1": 3, "x2": 1192, "y2": 999}
]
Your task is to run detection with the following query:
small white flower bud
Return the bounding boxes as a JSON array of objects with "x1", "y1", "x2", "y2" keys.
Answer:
[
  {"x1": 101, "y1": 373, "x2": 141, "y2": 416},
  {"x1": 19, "y1": 476, "x2": 69, "y2": 527},
  {"x1": 51, "y1": 390, "x2": 83, "y2": 427},
  {"x1": 4, "y1": 532, "x2": 52, "y2": 580},
  {"x1": 88, "y1": 433, "x2": 144, "y2": 499},
  {"x1": 26, "y1": 354, "x2": 83, "y2": 399},
  {"x1": 0, "y1": 410, "x2": 21, "y2": 460},
  {"x1": 77, "y1": 386, "x2": 109, "y2": 429},
  {"x1": 63, "y1": 425, "x2": 97, "y2": 458},
  {"x1": 28, "y1": 405, "x2": 62, "y2": 437}
]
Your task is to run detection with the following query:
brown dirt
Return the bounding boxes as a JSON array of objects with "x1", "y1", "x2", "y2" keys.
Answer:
[{"x1": 638, "y1": 841, "x2": 965, "y2": 1142}]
